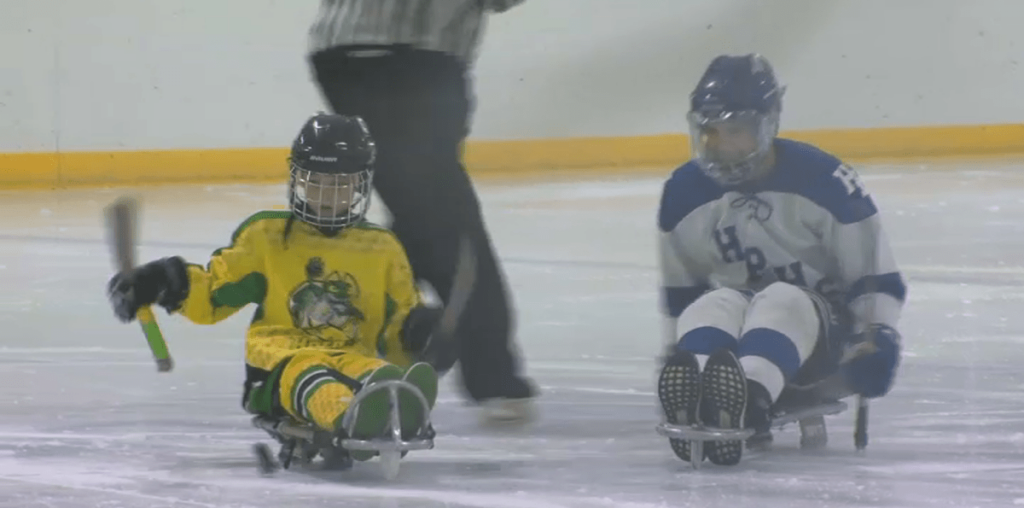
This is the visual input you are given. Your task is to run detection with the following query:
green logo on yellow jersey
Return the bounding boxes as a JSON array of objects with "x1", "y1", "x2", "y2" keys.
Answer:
[{"x1": 288, "y1": 257, "x2": 365, "y2": 343}]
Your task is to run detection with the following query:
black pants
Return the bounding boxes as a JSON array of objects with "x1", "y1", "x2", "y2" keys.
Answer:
[{"x1": 309, "y1": 45, "x2": 532, "y2": 402}]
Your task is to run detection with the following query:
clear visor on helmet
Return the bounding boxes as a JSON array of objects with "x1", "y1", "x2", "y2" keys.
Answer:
[
  {"x1": 687, "y1": 110, "x2": 776, "y2": 185},
  {"x1": 289, "y1": 163, "x2": 372, "y2": 229}
]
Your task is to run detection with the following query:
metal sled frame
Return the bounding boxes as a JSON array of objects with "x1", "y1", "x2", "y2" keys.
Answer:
[
  {"x1": 656, "y1": 399, "x2": 848, "y2": 469},
  {"x1": 656, "y1": 370, "x2": 860, "y2": 470},
  {"x1": 251, "y1": 379, "x2": 435, "y2": 480}
]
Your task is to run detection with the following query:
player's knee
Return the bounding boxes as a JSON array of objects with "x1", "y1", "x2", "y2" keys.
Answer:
[
  {"x1": 704, "y1": 287, "x2": 751, "y2": 307},
  {"x1": 676, "y1": 288, "x2": 750, "y2": 356},
  {"x1": 278, "y1": 353, "x2": 332, "y2": 395},
  {"x1": 739, "y1": 283, "x2": 820, "y2": 385},
  {"x1": 676, "y1": 326, "x2": 739, "y2": 357},
  {"x1": 275, "y1": 358, "x2": 345, "y2": 427},
  {"x1": 752, "y1": 282, "x2": 808, "y2": 309},
  {"x1": 746, "y1": 283, "x2": 817, "y2": 331},
  {"x1": 680, "y1": 287, "x2": 749, "y2": 325}
]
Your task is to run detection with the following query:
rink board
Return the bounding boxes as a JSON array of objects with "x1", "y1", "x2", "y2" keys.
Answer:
[{"x1": 3, "y1": 123, "x2": 1024, "y2": 189}]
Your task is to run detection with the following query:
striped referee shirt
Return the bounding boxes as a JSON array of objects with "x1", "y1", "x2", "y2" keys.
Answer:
[{"x1": 309, "y1": 0, "x2": 525, "y2": 64}]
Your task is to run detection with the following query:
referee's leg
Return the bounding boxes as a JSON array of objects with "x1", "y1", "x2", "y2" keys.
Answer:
[
  {"x1": 413, "y1": 52, "x2": 536, "y2": 407},
  {"x1": 309, "y1": 47, "x2": 536, "y2": 414}
]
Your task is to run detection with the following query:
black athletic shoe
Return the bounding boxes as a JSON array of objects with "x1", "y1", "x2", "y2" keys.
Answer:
[
  {"x1": 700, "y1": 348, "x2": 747, "y2": 466},
  {"x1": 657, "y1": 350, "x2": 703, "y2": 462}
]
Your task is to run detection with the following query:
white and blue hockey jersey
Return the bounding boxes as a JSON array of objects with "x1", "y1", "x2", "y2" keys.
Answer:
[{"x1": 657, "y1": 138, "x2": 906, "y2": 334}]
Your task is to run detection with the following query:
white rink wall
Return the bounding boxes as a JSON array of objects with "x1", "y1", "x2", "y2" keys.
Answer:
[{"x1": 3, "y1": 0, "x2": 1023, "y2": 153}]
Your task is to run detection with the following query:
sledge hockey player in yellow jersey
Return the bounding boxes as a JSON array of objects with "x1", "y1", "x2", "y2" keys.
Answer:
[{"x1": 107, "y1": 113, "x2": 455, "y2": 467}]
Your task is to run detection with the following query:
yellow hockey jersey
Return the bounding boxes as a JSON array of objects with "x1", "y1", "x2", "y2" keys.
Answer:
[{"x1": 174, "y1": 211, "x2": 421, "y2": 371}]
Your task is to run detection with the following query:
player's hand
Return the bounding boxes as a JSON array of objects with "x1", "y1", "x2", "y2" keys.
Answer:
[
  {"x1": 107, "y1": 270, "x2": 140, "y2": 322},
  {"x1": 107, "y1": 256, "x2": 189, "y2": 322},
  {"x1": 842, "y1": 324, "x2": 901, "y2": 398},
  {"x1": 402, "y1": 305, "x2": 460, "y2": 376},
  {"x1": 419, "y1": 331, "x2": 460, "y2": 376}
]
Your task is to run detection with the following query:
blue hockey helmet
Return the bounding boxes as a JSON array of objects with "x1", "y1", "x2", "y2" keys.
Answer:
[{"x1": 688, "y1": 54, "x2": 785, "y2": 186}]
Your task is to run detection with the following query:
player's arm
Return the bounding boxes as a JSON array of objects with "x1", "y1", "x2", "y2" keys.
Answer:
[
  {"x1": 174, "y1": 224, "x2": 267, "y2": 325},
  {"x1": 835, "y1": 216, "x2": 905, "y2": 332},
  {"x1": 107, "y1": 231, "x2": 261, "y2": 326},
  {"x1": 659, "y1": 232, "x2": 710, "y2": 318},
  {"x1": 378, "y1": 237, "x2": 462, "y2": 375},
  {"x1": 375, "y1": 240, "x2": 422, "y2": 369},
  {"x1": 108, "y1": 213, "x2": 272, "y2": 326},
  {"x1": 657, "y1": 177, "x2": 711, "y2": 349},
  {"x1": 825, "y1": 164, "x2": 906, "y2": 332},
  {"x1": 825, "y1": 163, "x2": 907, "y2": 398}
]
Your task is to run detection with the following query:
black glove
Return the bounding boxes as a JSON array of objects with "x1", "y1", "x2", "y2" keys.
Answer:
[
  {"x1": 401, "y1": 305, "x2": 460, "y2": 375},
  {"x1": 107, "y1": 256, "x2": 190, "y2": 322}
]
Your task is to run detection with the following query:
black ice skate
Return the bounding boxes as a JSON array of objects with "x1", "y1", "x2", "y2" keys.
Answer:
[
  {"x1": 700, "y1": 348, "x2": 747, "y2": 466},
  {"x1": 657, "y1": 349, "x2": 702, "y2": 462}
]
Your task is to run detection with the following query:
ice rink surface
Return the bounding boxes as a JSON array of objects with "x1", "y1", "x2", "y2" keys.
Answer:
[{"x1": 2, "y1": 160, "x2": 1024, "y2": 507}]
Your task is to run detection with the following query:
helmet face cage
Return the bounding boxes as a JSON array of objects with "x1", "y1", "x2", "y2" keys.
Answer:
[
  {"x1": 688, "y1": 109, "x2": 779, "y2": 186},
  {"x1": 288, "y1": 162, "x2": 373, "y2": 230}
]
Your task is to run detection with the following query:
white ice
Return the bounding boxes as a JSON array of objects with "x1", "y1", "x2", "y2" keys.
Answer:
[{"x1": 3, "y1": 160, "x2": 1024, "y2": 507}]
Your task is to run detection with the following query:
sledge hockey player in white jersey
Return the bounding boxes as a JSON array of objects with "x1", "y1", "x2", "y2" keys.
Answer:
[{"x1": 656, "y1": 54, "x2": 907, "y2": 466}]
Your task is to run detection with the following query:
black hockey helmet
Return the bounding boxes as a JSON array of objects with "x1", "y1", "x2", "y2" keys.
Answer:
[{"x1": 288, "y1": 112, "x2": 376, "y2": 230}]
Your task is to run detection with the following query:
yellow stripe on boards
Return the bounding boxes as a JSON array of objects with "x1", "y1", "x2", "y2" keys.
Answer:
[{"x1": 3, "y1": 124, "x2": 1024, "y2": 189}]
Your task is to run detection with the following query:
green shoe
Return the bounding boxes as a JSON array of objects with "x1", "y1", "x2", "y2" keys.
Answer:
[
  {"x1": 340, "y1": 364, "x2": 403, "y2": 462},
  {"x1": 399, "y1": 362, "x2": 438, "y2": 439}
]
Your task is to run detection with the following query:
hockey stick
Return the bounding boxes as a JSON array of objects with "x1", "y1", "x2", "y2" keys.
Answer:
[
  {"x1": 424, "y1": 235, "x2": 477, "y2": 367},
  {"x1": 409, "y1": 235, "x2": 478, "y2": 374},
  {"x1": 435, "y1": 236, "x2": 477, "y2": 342},
  {"x1": 835, "y1": 347, "x2": 870, "y2": 451},
  {"x1": 104, "y1": 196, "x2": 174, "y2": 373},
  {"x1": 834, "y1": 332, "x2": 876, "y2": 451},
  {"x1": 854, "y1": 394, "x2": 868, "y2": 450}
]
